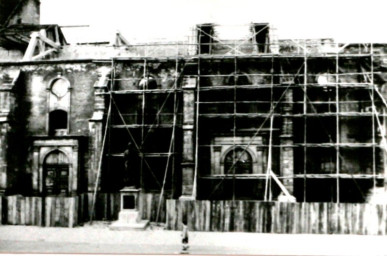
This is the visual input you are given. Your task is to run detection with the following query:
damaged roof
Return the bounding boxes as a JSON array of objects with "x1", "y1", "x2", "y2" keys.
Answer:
[{"x1": 0, "y1": 23, "x2": 67, "y2": 50}]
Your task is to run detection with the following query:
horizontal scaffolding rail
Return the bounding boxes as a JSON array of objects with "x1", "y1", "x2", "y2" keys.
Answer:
[{"x1": 200, "y1": 174, "x2": 383, "y2": 179}]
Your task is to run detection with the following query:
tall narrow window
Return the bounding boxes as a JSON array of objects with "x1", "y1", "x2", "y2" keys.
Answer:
[
  {"x1": 44, "y1": 150, "x2": 69, "y2": 195},
  {"x1": 48, "y1": 77, "x2": 70, "y2": 135},
  {"x1": 197, "y1": 24, "x2": 214, "y2": 54},
  {"x1": 252, "y1": 23, "x2": 269, "y2": 53}
]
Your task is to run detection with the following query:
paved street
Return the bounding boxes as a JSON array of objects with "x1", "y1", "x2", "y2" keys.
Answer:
[{"x1": 1, "y1": 224, "x2": 387, "y2": 255}]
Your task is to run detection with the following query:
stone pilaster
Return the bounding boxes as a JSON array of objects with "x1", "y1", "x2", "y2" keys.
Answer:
[
  {"x1": 0, "y1": 123, "x2": 9, "y2": 194},
  {"x1": 181, "y1": 77, "x2": 196, "y2": 198},
  {"x1": 88, "y1": 68, "x2": 110, "y2": 192},
  {"x1": 280, "y1": 87, "x2": 294, "y2": 194},
  {"x1": 0, "y1": 70, "x2": 19, "y2": 195}
]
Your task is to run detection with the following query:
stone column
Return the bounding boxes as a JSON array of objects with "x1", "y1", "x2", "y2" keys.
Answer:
[
  {"x1": 0, "y1": 71, "x2": 19, "y2": 195},
  {"x1": 280, "y1": 87, "x2": 294, "y2": 194},
  {"x1": 181, "y1": 77, "x2": 196, "y2": 198},
  {"x1": 0, "y1": 123, "x2": 9, "y2": 195},
  {"x1": 88, "y1": 68, "x2": 109, "y2": 192}
]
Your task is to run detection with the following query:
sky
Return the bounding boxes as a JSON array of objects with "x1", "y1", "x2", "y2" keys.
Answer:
[{"x1": 40, "y1": 0, "x2": 387, "y2": 44}]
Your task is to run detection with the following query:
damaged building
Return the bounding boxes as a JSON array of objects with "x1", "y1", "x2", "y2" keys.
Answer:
[{"x1": 1, "y1": 0, "x2": 387, "y2": 234}]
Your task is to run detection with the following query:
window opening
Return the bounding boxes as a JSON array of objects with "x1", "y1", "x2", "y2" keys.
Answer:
[
  {"x1": 224, "y1": 147, "x2": 253, "y2": 174},
  {"x1": 49, "y1": 110, "x2": 68, "y2": 136}
]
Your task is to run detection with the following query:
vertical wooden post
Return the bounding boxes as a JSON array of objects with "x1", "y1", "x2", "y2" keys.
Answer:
[
  {"x1": 303, "y1": 53, "x2": 308, "y2": 202},
  {"x1": 335, "y1": 44, "x2": 340, "y2": 203}
]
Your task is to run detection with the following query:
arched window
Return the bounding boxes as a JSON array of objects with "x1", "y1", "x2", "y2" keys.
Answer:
[
  {"x1": 224, "y1": 147, "x2": 253, "y2": 174},
  {"x1": 44, "y1": 150, "x2": 69, "y2": 195},
  {"x1": 49, "y1": 110, "x2": 68, "y2": 136},
  {"x1": 226, "y1": 73, "x2": 252, "y2": 86}
]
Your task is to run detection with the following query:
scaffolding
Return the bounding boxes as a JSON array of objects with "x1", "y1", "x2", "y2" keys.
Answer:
[{"x1": 91, "y1": 24, "x2": 387, "y2": 208}]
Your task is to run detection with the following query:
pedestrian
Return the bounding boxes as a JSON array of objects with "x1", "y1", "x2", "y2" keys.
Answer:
[{"x1": 181, "y1": 213, "x2": 189, "y2": 254}]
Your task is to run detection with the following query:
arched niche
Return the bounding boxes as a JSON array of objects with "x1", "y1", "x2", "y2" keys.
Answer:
[{"x1": 47, "y1": 76, "x2": 71, "y2": 135}]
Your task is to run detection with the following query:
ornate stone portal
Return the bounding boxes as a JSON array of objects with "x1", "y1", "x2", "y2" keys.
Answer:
[
  {"x1": 32, "y1": 138, "x2": 81, "y2": 196},
  {"x1": 110, "y1": 187, "x2": 149, "y2": 230}
]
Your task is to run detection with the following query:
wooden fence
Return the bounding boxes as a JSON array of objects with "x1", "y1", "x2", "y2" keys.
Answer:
[
  {"x1": 166, "y1": 200, "x2": 387, "y2": 235},
  {"x1": 0, "y1": 192, "x2": 166, "y2": 227},
  {"x1": 4, "y1": 195, "x2": 78, "y2": 227},
  {"x1": 2, "y1": 195, "x2": 387, "y2": 234}
]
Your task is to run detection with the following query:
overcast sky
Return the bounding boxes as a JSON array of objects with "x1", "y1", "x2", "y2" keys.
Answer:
[{"x1": 40, "y1": 0, "x2": 387, "y2": 44}]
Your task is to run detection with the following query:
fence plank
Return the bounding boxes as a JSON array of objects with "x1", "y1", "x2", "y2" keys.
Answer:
[
  {"x1": 54, "y1": 198, "x2": 60, "y2": 226},
  {"x1": 6, "y1": 196, "x2": 11, "y2": 225},
  {"x1": 345, "y1": 204, "x2": 352, "y2": 234},
  {"x1": 376, "y1": 204, "x2": 384, "y2": 235},
  {"x1": 0, "y1": 196, "x2": 2, "y2": 224},
  {"x1": 204, "y1": 201, "x2": 211, "y2": 231},
  {"x1": 20, "y1": 197, "x2": 25, "y2": 225},
  {"x1": 248, "y1": 202, "x2": 255, "y2": 232},
  {"x1": 351, "y1": 203, "x2": 358, "y2": 235},
  {"x1": 24, "y1": 197, "x2": 30, "y2": 225},
  {"x1": 36, "y1": 197, "x2": 42, "y2": 226},
  {"x1": 291, "y1": 202, "x2": 299, "y2": 234},
  {"x1": 358, "y1": 203, "x2": 365, "y2": 235},
  {"x1": 176, "y1": 200, "x2": 182, "y2": 230},
  {"x1": 68, "y1": 197, "x2": 74, "y2": 227},
  {"x1": 287, "y1": 203, "x2": 295, "y2": 233},
  {"x1": 319, "y1": 203, "x2": 328, "y2": 234},
  {"x1": 366, "y1": 204, "x2": 379, "y2": 235},
  {"x1": 210, "y1": 201, "x2": 217, "y2": 231},
  {"x1": 311, "y1": 203, "x2": 319, "y2": 234}
]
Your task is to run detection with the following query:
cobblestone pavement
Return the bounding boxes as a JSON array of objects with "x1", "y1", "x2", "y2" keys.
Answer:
[{"x1": 1, "y1": 224, "x2": 387, "y2": 255}]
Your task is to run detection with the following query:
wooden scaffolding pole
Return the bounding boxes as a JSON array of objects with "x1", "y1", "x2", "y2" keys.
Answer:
[
  {"x1": 192, "y1": 58, "x2": 200, "y2": 198},
  {"x1": 335, "y1": 46, "x2": 340, "y2": 203},
  {"x1": 303, "y1": 52, "x2": 308, "y2": 202},
  {"x1": 232, "y1": 56, "x2": 237, "y2": 201},
  {"x1": 140, "y1": 59, "x2": 147, "y2": 189},
  {"x1": 371, "y1": 43, "x2": 377, "y2": 189},
  {"x1": 171, "y1": 58, "x2": 178, "y2": 197},
  {"x1": 264, "y1": 114, "x2": 274, "y2": 201}
]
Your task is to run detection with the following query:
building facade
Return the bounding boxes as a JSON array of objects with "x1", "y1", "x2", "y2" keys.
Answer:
[{"x1": 1, "y1": 1, "x2": 387, "y2": 232}]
